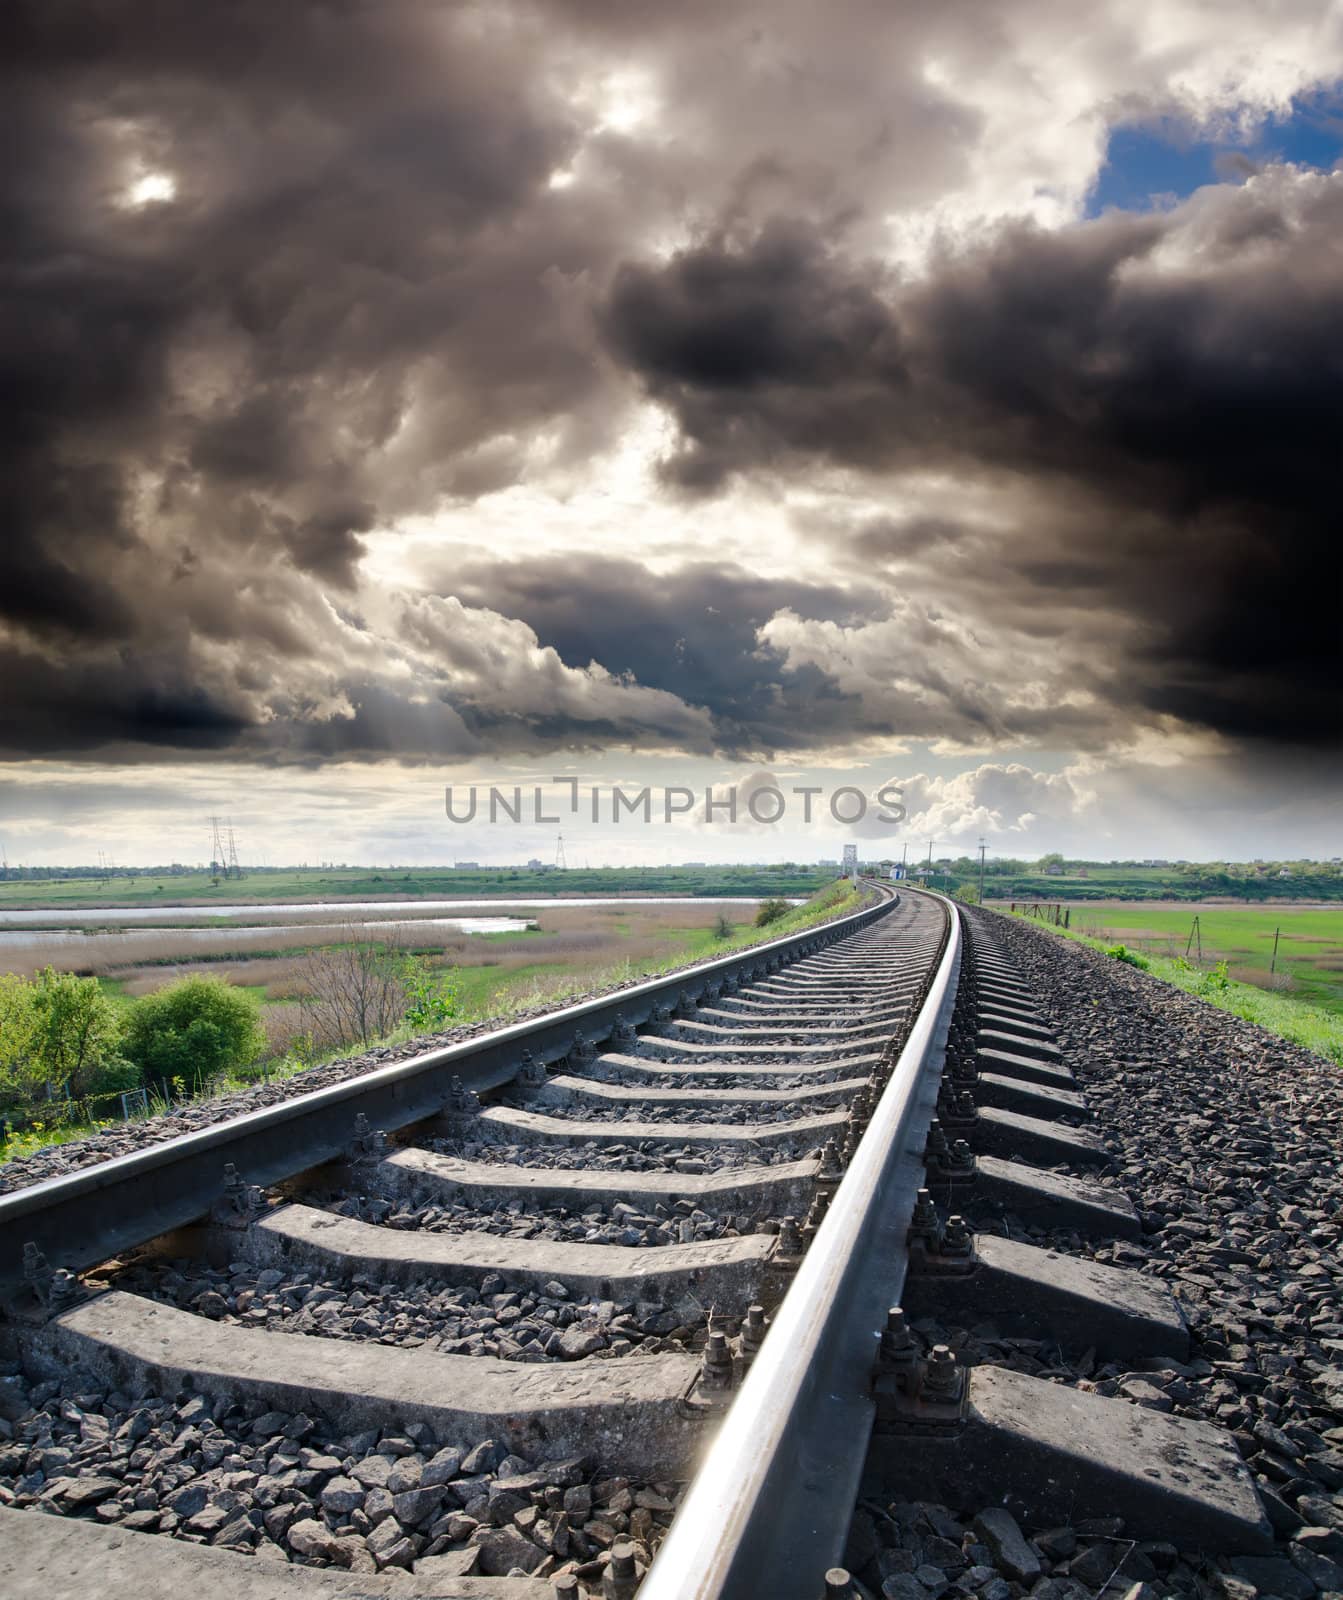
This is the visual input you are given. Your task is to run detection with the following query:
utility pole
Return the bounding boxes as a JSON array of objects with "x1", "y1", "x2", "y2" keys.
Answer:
[{"x1": 978, "y1": 838, "x2": 986, "y2": 904}]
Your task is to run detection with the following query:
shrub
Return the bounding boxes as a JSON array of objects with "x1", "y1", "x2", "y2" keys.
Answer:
[
  {"x1": 124, "y1": 976, "x2": 265, "y2": 1094},
  {"x1": 754, "y1": 898, "x2": 790, "y2": 928},
  {"x1": 86, "y1": 1057, "x2": 142, "y2": 1098},
  {"x1": 1197, "y1": 959, "x2": 1231, "y2": 995},
  {"x1": 713, "y1": 912, "x2": 734, "y2": 939},
  {"x1": 402, "y1": 957, "x2": 459, "y2": 1031},
  {"x1": 294, "y1": 932, "x2": 425, "y2": 1049},
  {"x1": 0, "y1": 966, "x2": 128, "y2": 1107},
  {"x1": 1105, "y1": 943, "x2": 1149, "y2": 970}
]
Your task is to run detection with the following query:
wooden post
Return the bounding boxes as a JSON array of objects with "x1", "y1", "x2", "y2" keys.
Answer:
[{"x1": 1270, "y1": 926, "x2": 1280, "y2": 976}]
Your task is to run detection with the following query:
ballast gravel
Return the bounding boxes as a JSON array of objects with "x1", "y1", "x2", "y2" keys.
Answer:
[
  {"x1": 855, "y1": 905, "x2": 1343, "y2": 1600},
  {"x1": 0, "y1": 1371, "x2": 679, "y2": 1586},
  {"x1": 437, "y1": 1134, "x2": 814, "y2": 1174},
  {"x1": 110, "y1": 1259, "x2": 704, "y2": 1361},
  {"x1": 333, "y1": 1188, "x2": 742, "y2": 1246}
]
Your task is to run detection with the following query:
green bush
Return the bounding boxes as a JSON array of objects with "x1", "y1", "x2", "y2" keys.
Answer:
[
  {"x1": 754, "y1": 898, "x2": 790, "y2": 928},
  {"x1": 0, "y1": 968, "x2": 127, "y2": 1102},
  {"x1": 1105, "y1": 943, "x2": 1150, "y2": 970},
  {"x1": 713, "y1": 912, "x2": 735, "y2": 939},
  {"x1": 124, "y1": 976, "x2": 265, "y2": 1095},
  {"x1": 86, "y1": 1057, "x2": 142, "y2": 1098},
  {"x1": 1197, "y1": 959, "x2": 1231, "y2": 995},
  {"x1": 401, "y1": 957, "x2": 459, "y2": 1031}
]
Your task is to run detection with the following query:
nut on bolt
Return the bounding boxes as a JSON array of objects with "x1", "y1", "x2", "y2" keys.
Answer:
[
  {"x1": 817, "y1": 1138, "x2": 844, "y2": 1186},
  {"x1": 922, "y1": 1344, "x2": 963, "y2": 1401},
  {"x1": 910, "y1": 1187, "x2": 939, "y2": 1238},
  {"x1": 801, "y1": 1190, "x2": 829, "y2": 1244},
  {"x1": 603, "y1": 1540, "x2": 643, "y2": 1599},
  {"x1": 699, "y1": 1330, "x2": 735, "y2": 1391},
  {"x1": 445, "y1": 1076, "x2": 480, "y2": 1115},
  {"x1": 739, "y1": 1303, "x2": 768, "y2": 1363},
  {"x1": 774, "y1": 1214, "x2": 804, "y2": 1262},
  {"x1": 941, "y1": 1214, "x2": 974, "y2": 1259}
]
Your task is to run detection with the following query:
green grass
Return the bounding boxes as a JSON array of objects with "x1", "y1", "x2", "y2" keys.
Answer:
[
  {"x1": 0, "y1": 1118, "x2": 118, "y2": 1162},
  {"x1": 1008, "y1": 912, "x2": 1343, "y2": 1066},
  {"x1": 1061, "y1": 903, "x2": 1343, "y2": 1015},
  {"x1": 0, "y1": 864, "x2": 831, "y2": 911},
  {"x1": 2, "y1": 880, "x2": 867, "y2": 1167},
  {"x1": 415, "y1": 881, "x2": 862, "y2": 1028}
]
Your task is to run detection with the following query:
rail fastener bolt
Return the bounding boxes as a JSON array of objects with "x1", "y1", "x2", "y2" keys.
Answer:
[
  {"x1": 517, "y1": 1049, "x2": 547, "y2": 1086},
  {"x1": 699, "y1": 1329, "x2": 736, "y2": 1391},
  {"x1": 603, "y1": 1539, "x2": 644, "y2": 1598},
  {"x1": 774, "y1": 1214, "x2": 804, "y2": 1264},
  {"x1": 739, "y1": 1303, "x2": 769, "y2": 1364}
]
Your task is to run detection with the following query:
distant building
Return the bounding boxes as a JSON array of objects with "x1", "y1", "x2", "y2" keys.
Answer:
[
  {"x1": 454, "y1": 860, "x2": 480, "y2": 870},
  {"x1": 1043, "y1": 864, "x2": 1063, "y2": 876},
  {"x1": 526, "y1": 858, "x2": 545, "y2": 870}
]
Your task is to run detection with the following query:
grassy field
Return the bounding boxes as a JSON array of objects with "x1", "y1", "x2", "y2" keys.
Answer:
[
  {"x1": 980, "y1": 862, "x2": 1343, "y2": 901},
  {"x1": 0, "y1": 863, "x2": 831, "y2": 910},
  {"x1": 0, "y1": 900, "x2": 766, "y2": 1059},
  {"x1": 1057, "y1": 902, "x2": 1343, "y2": 1015},
  {"x1": 1006, "y1": 910, "x2": 1343, "y2": 1066},
  {"x1": 0, "y1": 879, "x2": 864, "y2": 1164}
]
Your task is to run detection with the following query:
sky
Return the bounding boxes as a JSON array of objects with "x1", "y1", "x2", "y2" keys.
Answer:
[{"x1": 2, "y1": 1, "x2": 1342, "y2": 869}]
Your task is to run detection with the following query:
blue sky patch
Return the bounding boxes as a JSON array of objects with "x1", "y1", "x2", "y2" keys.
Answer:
[{"x1": 1089, "y1": 86, "x2": 1343, "y2": 216}]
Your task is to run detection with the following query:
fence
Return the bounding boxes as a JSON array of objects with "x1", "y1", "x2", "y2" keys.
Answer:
[
  {"x1": 1009, "y1": 901, "x2": 1071, "y2": 927},
  {"x1": 0, "y1": 1080, "x2": 153, "y2": 1143}
]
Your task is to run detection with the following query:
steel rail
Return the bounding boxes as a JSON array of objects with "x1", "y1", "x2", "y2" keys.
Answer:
[
  {"x1": 639, "y1": 888, "x2": 960, "y2": 1600},
  {"x1": 0, "y1": 883, "x2": 898, "y2": 1295}
]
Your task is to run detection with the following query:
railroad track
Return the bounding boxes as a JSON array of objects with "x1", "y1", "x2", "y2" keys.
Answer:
[{"x1": 0, "y1": 886, "x2": 1283, "y2": 1599}]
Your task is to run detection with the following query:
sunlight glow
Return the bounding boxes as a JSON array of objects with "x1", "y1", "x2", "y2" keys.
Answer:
[{"x1": 125, "y1": 170, "x2": 177, "y2": 207}]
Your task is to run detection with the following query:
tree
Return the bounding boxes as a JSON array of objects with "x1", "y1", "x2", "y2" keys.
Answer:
[
  {"x1": 124, "y1": 977, "x2": 265, "y2": 1094},
  {"x1": 295, "y1": 932, "x2": 417, "y2": 1050},
  {"x1": 26, "y1": 968, "x2": 128, "y2": 1097},
  {"x1": 0, "y1": 974, "x2": 42, "y2": 1108},
  {"x1": 0, "y1": 969, "x2": 130, "y2": 1110}
]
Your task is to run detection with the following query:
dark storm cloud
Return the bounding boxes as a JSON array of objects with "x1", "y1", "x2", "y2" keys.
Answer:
[
  {"x1": 0, "y1": 0, "x2": 621, "y2": 740},
  {"x1": 603, "y1": 176, "x2": 1343, "y2": 745},
  {"x1": 445, "y1": 555, "x2": 888, "y2": 754},
  {"x1": 5, "y1": 0, "x2": 1340, "y2": 768}
]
